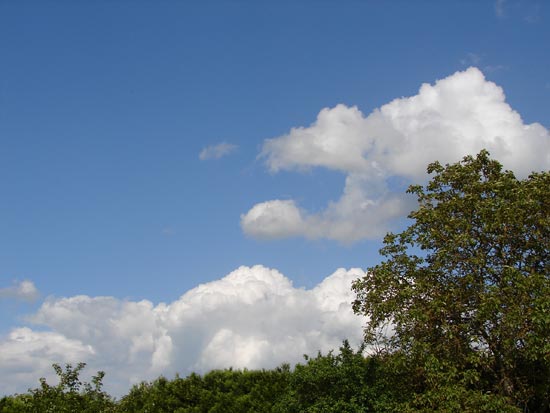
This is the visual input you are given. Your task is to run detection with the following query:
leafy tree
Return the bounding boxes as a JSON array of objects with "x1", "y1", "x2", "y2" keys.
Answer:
[
  {"x1": 2, "y1": 363, "x2": 115, "y2": 413},
  {"x1": 117, "y1": 366, "x2": 291, "y2": 413},
  {"x1": 352, "y1": 151, "x2": 549, "y2": 411},
  {"x1": 273, "y1": 340, "x2": 385, "y2": 412},
  {"x1": 0, "y1": 394, "x2": 32, "y2": 413}
]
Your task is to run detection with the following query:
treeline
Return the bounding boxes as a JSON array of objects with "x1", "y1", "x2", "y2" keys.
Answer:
[
  {"x1": 0, "y1": 340, "x2": 532, "y2": 412},
  {"x1": 2, "y1": 340, "x2": 380, "y2": 413}
]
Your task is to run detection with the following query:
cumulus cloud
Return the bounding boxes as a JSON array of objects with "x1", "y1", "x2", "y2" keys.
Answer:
[
  {"x1": 0, "y1": 328, "x2": 95, "y2": 395},
  {"x1": 199, "y1": 142, "x2": 237, "y2": 160},
  {"x1": 0, "y1": 280, "x2": 39, "y2": 302},
  {"x1": 0, "y1": 265, "x2": 366, "y2": 396},
  {"x1": 241, "y1": 200, "x2": 306, "y2": 239},
  {"x1": 242, "y1": 67, "x2": 550, "y2": 243}
]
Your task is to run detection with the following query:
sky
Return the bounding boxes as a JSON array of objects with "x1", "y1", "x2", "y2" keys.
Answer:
[{"x1": 1, "y1": 0, "x2": 549, "y2": 396}]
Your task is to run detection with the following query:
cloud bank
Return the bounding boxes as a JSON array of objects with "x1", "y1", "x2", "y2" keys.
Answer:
[
  {"x1": 0, "y1": 266, "x2": 366, "y2": 396},
  {"x1": 0, "y1": 280, "x2": 39, "y2": 302},
  {"x1": 199, "y1": 142, "x2": 237, "y2": 160},
  {"x1": 241, "y1": 67, "x2": 550, "y2": 243}
]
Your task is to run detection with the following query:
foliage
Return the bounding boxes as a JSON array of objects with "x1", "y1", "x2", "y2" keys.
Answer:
[
  {"x1": 273, "y1": 340, "x2": 385, "y2": 412},
  {"x1": 352, "y1": 150, "x2": 550, "y2": 412},
  {"x1": 0, "y1": 394, "x2": 31, "y2": 413},
  {"x1": 117, "y1": 365, "x2": 291, "y2": 413},
  {"x1": 117, "y1": 342, "x2": 391, "y2": 413},
  {"x1": 0, "y1": 363, "x2": 115, "y2": 413},
  {"x1": 4, "y1": 352, "x2": 378, "y2": 413}
]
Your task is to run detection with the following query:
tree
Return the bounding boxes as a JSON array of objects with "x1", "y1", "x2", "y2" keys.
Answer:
[
  {"x1": 352, "y1": 151, "x2": 549, "y2": 412},
  {"x1": 15, "y1": 363, "x2": 115, "y2": 413},
  {"x1": 272, "y1": 340, "x2": 384, "y2": 413},
  {"x1": 117, "y1": 367, "x2": 291, "y2": 413}
]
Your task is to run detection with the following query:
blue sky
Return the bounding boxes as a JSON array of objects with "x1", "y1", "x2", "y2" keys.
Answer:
[{"x1": 1, "y1": 1, "x2": 549, "y2": 395}]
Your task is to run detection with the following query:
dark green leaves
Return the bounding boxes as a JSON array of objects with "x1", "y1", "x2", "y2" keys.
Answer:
[{"x1": 353, "y1": 151, "x2": 549, "y2": 411}]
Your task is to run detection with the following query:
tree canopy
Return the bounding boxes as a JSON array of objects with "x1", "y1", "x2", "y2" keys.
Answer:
[{"x1": 352, "y1": 150, "x2": 549, "y2": 411}]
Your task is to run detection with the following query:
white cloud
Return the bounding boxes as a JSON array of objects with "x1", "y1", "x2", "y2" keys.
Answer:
[
  {"x1": 199, "y1": 142, "x2": 237, "y2": 160},
  {"x1": 0, "y1": 280, "x2": 40, "y2": 302},
  {"x1": 241, "y1": 200, "x2": 306, "y2": 239},
  {"x1": 0, "y1": 265, "x2": 366, "y2": 396},
  {"x1": 0, "y1": 328, "x2": 95, "y2": 395},
  {"x1": 241, "y1": 67, "x2": 550, "y2": 243}
]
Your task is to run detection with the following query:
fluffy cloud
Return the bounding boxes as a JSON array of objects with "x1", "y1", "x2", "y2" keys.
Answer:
[
  {"x1": 199, "y1": 142, "x2": 237, "y2": 160},
  {"x1": 241, "y1": 200, "x2": 306, "y2": 239},
  {"x1": 0, "y1": 328, "x2": 95, "y2": 395},
  {"x1": 0, "y1": 280, "x2": 39, "y2": 302},
  {"x1": 242, "y1": 67, "x2": 550, "y2": 242},
  {"x1": 0, "y1": 265, "x2": 366, "y2": 396}
]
